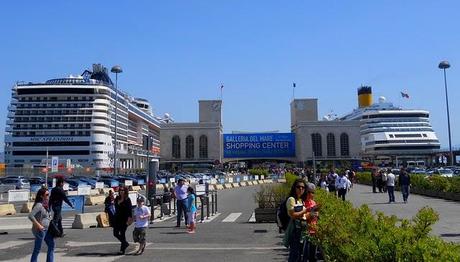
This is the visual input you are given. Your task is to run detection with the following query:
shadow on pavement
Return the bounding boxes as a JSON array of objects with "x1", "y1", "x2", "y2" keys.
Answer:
[
  {"x1": 74, "y1": 252, "x2": 119, "y2": 257},
  {"x1": 441, "y1": 233, "x2": 460, "y2": 237},
  {"x1": 160, "y1": 232, "x2": 188, "y2": 235}
]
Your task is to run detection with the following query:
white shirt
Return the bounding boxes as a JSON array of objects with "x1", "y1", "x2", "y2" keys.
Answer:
[
  {"x1": 386, "y1": 173, "x2": 396, "y2": 187},
  {"x1": 335, "y1": 176, "x2": 350, "y2": 190},
  {"x1": 134, "y1": 205, "x2": 150, "y2": 228}
]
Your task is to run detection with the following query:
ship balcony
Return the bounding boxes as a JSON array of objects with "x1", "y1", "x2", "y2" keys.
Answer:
[
  {"x1": 5, "y1": 126, "x2": 12, "y2": 132},
  {"x1": 7, "y1": 105, "x2": 17, "y2": 111},
  {"x1": 7, "y1": 112, "x2": 15, "y2": 118},
  {"x1": 6, "y1": 119, "x2": 14, "y2": 125}
]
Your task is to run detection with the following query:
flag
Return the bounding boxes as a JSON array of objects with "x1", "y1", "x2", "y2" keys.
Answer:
[
  {"x1": 220, "y1": 84, "x2": 224, "y2": 90},
  {"x1": 401, "y1": 92, "x2": 409, "y2": 99},
  {"x1": 293, "y1": 82, "x2": 296, "y2": 88}
]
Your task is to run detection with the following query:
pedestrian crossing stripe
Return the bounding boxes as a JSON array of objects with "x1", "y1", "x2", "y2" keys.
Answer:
[{"x1": 222, "y1": 212, "x2": 242, "y2": 222}]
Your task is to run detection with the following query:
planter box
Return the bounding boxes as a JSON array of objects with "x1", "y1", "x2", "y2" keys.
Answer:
[{"x1": 254, "y1": 208, "x2": 277, "y2": 223}]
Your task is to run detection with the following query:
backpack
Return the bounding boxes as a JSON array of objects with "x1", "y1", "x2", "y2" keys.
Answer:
[{"x1": 276, "y1": 197, "x2": 290, "y2": 231}]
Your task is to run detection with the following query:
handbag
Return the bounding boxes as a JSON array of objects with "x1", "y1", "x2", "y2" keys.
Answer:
[{"x1": 48, "y1": 219, "x2": 62, "y2": 238}]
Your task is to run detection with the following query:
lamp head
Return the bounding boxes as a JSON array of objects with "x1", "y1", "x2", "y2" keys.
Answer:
[
  {"x1": 111, "y1": 65, "x2": 123, "y2": 74},
  {"x1": 438, "y1": 61, "x2": 450, "y2": 69}
]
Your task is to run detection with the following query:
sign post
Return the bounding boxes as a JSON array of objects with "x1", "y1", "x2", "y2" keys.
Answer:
[{"x1": 51, "y1": 156, "x2": 59, "y2": 173}]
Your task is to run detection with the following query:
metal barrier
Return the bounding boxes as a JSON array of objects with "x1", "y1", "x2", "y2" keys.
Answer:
[{"x1": 147, "y1": 189, "x2": 218, "y2": 224}]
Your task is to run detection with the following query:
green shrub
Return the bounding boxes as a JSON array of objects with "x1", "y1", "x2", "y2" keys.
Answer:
[
  {"x1": 248, "y1": 168, "x2": 269, "y2": 177},
  {"x1": 356, "y1": 171, "x2": 372, "y2": 184},
  {"x1": 313, "y1": 189, "x2": 460, "y2": 261}
]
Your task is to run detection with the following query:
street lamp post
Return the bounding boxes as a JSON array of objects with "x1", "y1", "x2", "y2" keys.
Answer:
[
  {"x1": 438, "y1": 61, "x2": 453, "y2": 166},
  {"x1": 111, "y1": 65, "x2": 123, "y2": 177}
]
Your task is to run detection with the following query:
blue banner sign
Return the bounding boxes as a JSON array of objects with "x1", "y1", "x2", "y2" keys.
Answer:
[
  {"x1": 62, "y1": 195, "x2": 85, "y2": 213},
  {"x1": 223, "y1": 133, "x2": 295, "y2": 158}
]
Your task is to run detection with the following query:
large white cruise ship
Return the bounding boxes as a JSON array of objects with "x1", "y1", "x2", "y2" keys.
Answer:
[
  {"x1": 4, "y1": 64, "x2": 161, "y2": 172},
  {"x1": 341, "y1": 86, "x2": 440, "y2": 162}
]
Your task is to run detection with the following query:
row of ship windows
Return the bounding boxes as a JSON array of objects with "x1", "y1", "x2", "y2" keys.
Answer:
[
  {"x1": 14, "y1": 117, "x2": 94, "y2": 122},
  {"x1": 361, "y1": 128, "x2": 434, "y2": 135},
  {"x1": 5, "y1": 141, "x2": 109, "y2": 147},
  {"x1": 14, "y1": 103, "x2": 106, "y2": 109},
  {"x1": 363, "y1": 123, "x2": 431, "y2": 129},
  {"x1": 17, "y1": 96, "x2": 99, "y2": 102},
  {"x1": 365, "y1": 118, "x2": 430, "y2": 124},
  {"x1": 365, "y1": 139, "x2": 438, "y2": 146},
  {"x1": 363, "y1": 114, "x2": 429, "y2": 119}
]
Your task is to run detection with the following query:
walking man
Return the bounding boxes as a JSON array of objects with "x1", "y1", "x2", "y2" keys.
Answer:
[
  {"x1": 386, "y1": 168, "x2": 396, "y2": 203},
  {"x1": 399, "y1": 168, "x2": 411, "y2": 203},
  {"x1": 49, "y1": 177, "x2": 73, "y2": 236},
  {"x1": 327, "y1": 169, "x2": 338, "y2": 194},
  {"x1": 173, "y1": 178, "x2": 189, "y2": 227},
  {"x1": 335, "y1": 172, "x2": 350, "y2": 201}
]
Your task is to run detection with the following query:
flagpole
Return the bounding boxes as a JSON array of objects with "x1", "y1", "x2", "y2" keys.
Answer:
[{"x1": 292, "y1": 83, "x2": 296, "y2": 101}]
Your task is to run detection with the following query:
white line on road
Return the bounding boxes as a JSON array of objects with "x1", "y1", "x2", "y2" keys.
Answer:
[
  {"x1": 0, "y1": 241, "x2": 30, "y2": 250},
  {"x1": 222, "y1": 212, "x2": 242, "y2": 222},
  {"x1": 248, "y1": 212, "x2": 256, "y2": 223},
  {"x1": 201, "y1": 212, "x2": 221, "y2": 223}
]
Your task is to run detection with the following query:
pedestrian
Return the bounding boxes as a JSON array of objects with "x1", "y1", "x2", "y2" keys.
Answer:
[
  {"x1": 386, "y1": 168, "x2": 396, "y2": 203},
  {"x1": 348, "y1": 170, "x2": 355, "y2": 188},
  {"x1": 186, "y1": 187, "x2": 197, "y2": 234},
  {"x1": 113, "y1": 186, "x2": 133, "y2": 255},
  {"x1": 104, "y1": 190, "x2": 116, "y2": 227},
  {"x1": 399, "y1": 168, "x2": 411, "y2": 203},
  {"x1": 284, "y1": 178, "x2": 309, "y2": 262},
  {"x1": 326, "y1": 169, "x2": 338, "y2": 194},
  {"x1": 133, "y1": 196, "x2": 150, "y2": 255},
  {"x1": 319, "y1": 174, "x2": 328, "y2": 191},
  {"x1": 29, "y1": 187, "x2": 55, "y2": 262},
  {"x1": 173, "y1": 178, "x2": 189, "y2": 228},
  {"x1": 376, "y1": 170, "x2": 383, "y2": 193},
  {"x1": 49, "y1": 177, "x2": 74, "y2": 236},
  {"x1": 371, "y1": 168, "x2": 378, "y2": 193},
  {"x1": 335, "y1": 172, "x2": 350, "y2": 201},
  {"x1": 381, "y1": 169, "x2": 388, "y2": 193},
  {"x1": 303, "y1": 183, "x2": 319, "y2": 262}
]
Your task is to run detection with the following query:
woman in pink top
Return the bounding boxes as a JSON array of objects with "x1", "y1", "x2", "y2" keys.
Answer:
[{"x1": 303, "y1": 183, "x2": 319, "y2": 261}]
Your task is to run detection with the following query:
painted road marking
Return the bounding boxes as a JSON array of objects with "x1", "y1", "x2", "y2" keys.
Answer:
[
  {"x1": 248, "y1": 212, "x2": 256, "y2": 223},
  {"x1": 222, "y1": 212, "x2": 242, "y2": 222}
]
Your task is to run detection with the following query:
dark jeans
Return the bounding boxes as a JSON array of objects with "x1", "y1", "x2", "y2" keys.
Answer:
[
  {"x1": 303, "y1": 237, "x2": 317, "y2": 262},
  {"x1": 327, "y1": 185, "x2": 336, "y2": 193},
  {"x1": 52, "y1": 205, "x2": 63, "y2": 233},
  {"x1": 372, "y1": 178, "x2": 377, "y2": 193},
  {"x1": 387, "y1": 186, "x2": 395, "y2": 202},
  {"x1": 401, "y1": 185, "x2": 410, "y2": 202},
  {"x1": 176, "y1": 199, "x2": 189, "y2": 226},
  {"x1": 31, "y1": 230, "x2": 55, "y2": 262},
  {"x1": 337, "y1": 188, "x2": 347, "y2": 201},
  {"x1": 288, "y1": 226, "x2": 303, "y2": 262},
  {"x1": 113, "y1": 224, "x2": 128, "y2": 250}
]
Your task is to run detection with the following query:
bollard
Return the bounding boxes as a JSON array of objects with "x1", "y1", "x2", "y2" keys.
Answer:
[
  {"x1": 150, "y1": 197, "x2": 155, "y2": 223},
  {"x1": 206, "y1": 194, "x2": 210, "y2": 219},
  {"x1": 200, "y1": 196, "x2": 205, "y2": 223},
  {"x1": 168, "y1": 193, "x2": 172, "y2": 216},
  {"x1": 173, "y1": 198, "x2": 177, "y2": 215},
  {"x1": 159, "y1": 196, "x2": 164, "y2": 220},
  {"x1": 211, "y1": 192, "x2": 215, "y2": 215},
  {"x1": 215, "y1": 191, "x2": 218, "y2": 213}
]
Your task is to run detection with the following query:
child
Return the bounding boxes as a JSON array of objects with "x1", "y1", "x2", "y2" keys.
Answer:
[
  {"x1": 133, "y1": 196, "x2": 150, "y2": 255},
  {"x1": 186, "y1": 187, "x2": 197, "y2": 234}
]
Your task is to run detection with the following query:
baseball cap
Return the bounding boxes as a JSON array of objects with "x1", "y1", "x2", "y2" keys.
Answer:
[{"x1": 137, "y1": 196, "x2": 145, "y2": 202}]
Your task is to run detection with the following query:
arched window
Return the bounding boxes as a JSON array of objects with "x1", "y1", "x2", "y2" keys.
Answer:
[
  {"x1": 199, "y1": 135, "x2": 208, "y2": 159},
  {"x1": 172, "y1": 136, "x2": 180, "y2": 159},
  {"x1": 340, "y1": 133, "x2": 350, "y2": 156},
  {"x1": 327, "y1": 133, "x2": 336, "y2": 157},
  {"x1": 311, "y1": 133, "x2": 322, "y2": 157},
  {"x1": 186, "y1": 135, "x2": 194, "y2": 159}
]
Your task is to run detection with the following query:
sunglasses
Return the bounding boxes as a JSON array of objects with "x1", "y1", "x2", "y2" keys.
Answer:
[{"x1": 296, "y1": 186, "x2": 305, "y2": 189}]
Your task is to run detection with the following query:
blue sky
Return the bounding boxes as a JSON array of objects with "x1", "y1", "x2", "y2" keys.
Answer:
[{"x1": 0, "y1": 1, "x2": 459, "y2": 148}]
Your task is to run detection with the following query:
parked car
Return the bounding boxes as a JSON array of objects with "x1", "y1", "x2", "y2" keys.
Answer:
[
  {"x1": 2, "y1": 177, "x2": 30, "y2": 190},
  {"x1": 438, "y1": 168, "x2": 454, "y2": 178}
]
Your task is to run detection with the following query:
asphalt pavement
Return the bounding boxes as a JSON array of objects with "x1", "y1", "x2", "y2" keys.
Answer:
[{"x1": 0, "y1": 185, "x2": 288, "y2": 262}]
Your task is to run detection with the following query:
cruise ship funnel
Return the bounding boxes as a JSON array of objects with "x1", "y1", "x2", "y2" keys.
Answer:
[{"x1": 358, "y1": 86, "x2": 372, "y2": 108}]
